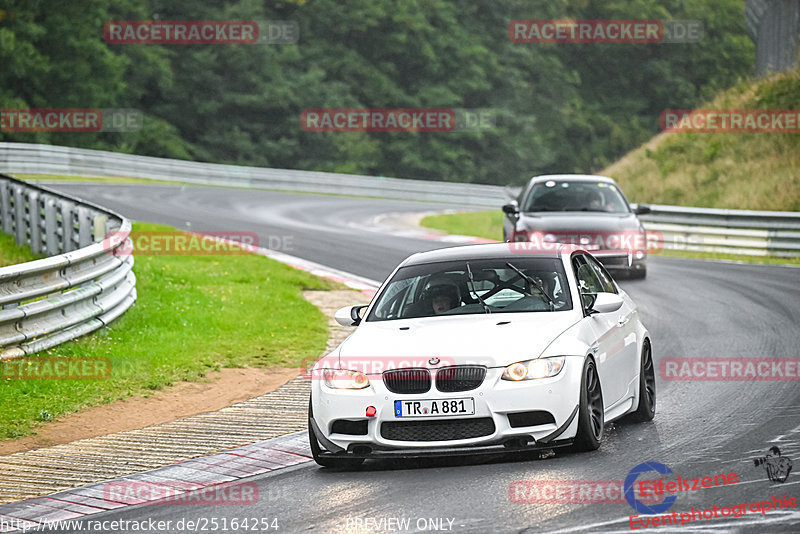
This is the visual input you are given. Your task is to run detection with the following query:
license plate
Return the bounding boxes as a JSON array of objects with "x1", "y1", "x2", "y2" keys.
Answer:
[{"x1": 394, "y1": 398, "x2": 475, "y2": 417}]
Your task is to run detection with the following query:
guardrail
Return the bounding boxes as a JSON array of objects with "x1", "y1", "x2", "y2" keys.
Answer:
[
  {"x1": 0, "y1": 142, "x2": 798, "y2": 257},
  {"x1": 0, "y1": 142, "x2": 506, "y2": 207},
  {"x1": 640, "y1": 205, "x2": 800, "y2": 257},
  {"x1": 0, "y1": 173, "x2": 136, "y2": 360}
]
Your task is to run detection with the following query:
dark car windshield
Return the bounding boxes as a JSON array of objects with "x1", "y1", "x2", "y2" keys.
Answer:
[
  {"x1": 367, "y1": 258, "x2": 572, "y2": 322},
  {"x1": 522, "y1": 180, "x2": 630, "y2": 213}
]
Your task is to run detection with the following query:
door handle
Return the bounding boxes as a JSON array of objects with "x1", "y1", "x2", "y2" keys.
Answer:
[{"x1": 617, "y1": 316, "x2": 629, "y2": 327}]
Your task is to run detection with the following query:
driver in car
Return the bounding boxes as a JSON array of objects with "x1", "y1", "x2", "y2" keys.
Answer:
[
  {"x1": 425, "y1": 280, "x2": 461, "y2": 315},
  {"x1": 587, "y1": 190, "x2": 604, "y2": 210}
]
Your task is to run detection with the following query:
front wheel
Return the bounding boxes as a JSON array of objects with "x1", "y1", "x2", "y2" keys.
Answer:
[
  {"x1": 570, "y1": 358, "x2": 604, "y2": 452},
  {"x1": 629, "y1": 265, "x2": 647, "y2": 279},
  {"x1": 629, "y1": 340, "x2": 656, "y2": 422},
  {"x1": 308, "y1": 398, "x2": 365, "y2": 469}
]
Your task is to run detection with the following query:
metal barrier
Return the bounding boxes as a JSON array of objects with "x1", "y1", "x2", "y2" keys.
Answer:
[
  {"x1": 0, "y1": 142, "x2": 506, "y2": 207},
  {"x1": 0, "y1": 142, "x2": 798, "y2": 257},
  {"x1": 0, "y1": 173, "x2": 136, "y2": 360},
  {"x1": 640, "y1": 205, "x2": 800, "y2": 257}
]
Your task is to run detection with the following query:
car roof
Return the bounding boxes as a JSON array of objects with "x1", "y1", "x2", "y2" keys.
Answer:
[
  {"x1": 400, "y1": 242, "x2": 570, "y2": 267},
  {"x1": 527, "y1": 174, "x2": 618, "y2": 185}
]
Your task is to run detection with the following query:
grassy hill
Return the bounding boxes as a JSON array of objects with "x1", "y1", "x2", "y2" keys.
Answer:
[{"x1": 605, "y1": 67, "x2": 800, "y2": 211}]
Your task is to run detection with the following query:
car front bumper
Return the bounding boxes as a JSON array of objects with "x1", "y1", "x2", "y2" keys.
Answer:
[
  {"x1": 310, "y1": 357, "x2": 584, "y2": 457},
  {"x1": 591, "y1": 249, "x2": 647, "y2": 271}
]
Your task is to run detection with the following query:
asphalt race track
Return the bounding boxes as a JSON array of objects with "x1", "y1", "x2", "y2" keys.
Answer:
[{"x1": 45, "y1": 183, "x2": 800, "y2": 533}]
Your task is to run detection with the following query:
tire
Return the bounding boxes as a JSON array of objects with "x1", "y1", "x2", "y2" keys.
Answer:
[
  {"x1": 570, "y1": 358, "x2": 604, "y2": 452},
  {"x1": 308, "y1": 398, "x2": 365, "y2": 469},
  {"x1": 629, "y1": 266, "x2": 647, "y2": 279},
  {"x1": 628, "y1": 340, "x2": 656, "y2": 422}
]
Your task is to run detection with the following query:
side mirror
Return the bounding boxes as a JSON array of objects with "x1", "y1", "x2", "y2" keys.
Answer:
[
  {"x1": 633, "y1": 204, "x2": 651, "y2": 215},
  {"x1": 334, "y1": 305, "x2": 368, "y2": 327},
  {"x1": 588, "y1": 292, "x2": 624, "y2": 314},
  {"x1": 502, "y1": 201, "x2": 519, "y2": 216}
]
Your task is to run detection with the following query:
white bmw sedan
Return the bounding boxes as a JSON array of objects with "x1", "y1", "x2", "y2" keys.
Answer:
[{"x1": 308, "y1": 243, "x2": 655, "y2": 468}]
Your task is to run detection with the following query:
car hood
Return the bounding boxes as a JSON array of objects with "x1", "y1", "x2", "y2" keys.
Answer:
[
  {"x1": 517, "y1": 212, "x2": 642, "y2": 232},
  {"x1": 335, "y1": 312, "x2": 581, "y2": 369}
]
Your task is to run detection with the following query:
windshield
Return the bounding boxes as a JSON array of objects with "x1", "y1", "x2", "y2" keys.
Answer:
[
  {"x1": 367, "y1": 258, "x2": 572, "y2": 321},
  {"x1": 522, "y1": 181, "x2": 630, "y2": 213}
]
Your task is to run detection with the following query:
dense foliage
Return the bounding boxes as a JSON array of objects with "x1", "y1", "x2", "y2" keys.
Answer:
[{"x1": 0, "y1": 0, "x2": 754, "y2": 185}]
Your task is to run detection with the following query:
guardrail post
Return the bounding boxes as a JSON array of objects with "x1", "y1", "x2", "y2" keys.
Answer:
[
  {"x1": 44, "y1": 196, "x2": 60, "y2": 256},
  {"x1": 93, "y1": 215, "x2": 108, "y2": 243},
  {"x1": 60, "y1": 200, "x2": 76, "y2": 252},
  {"x1": 0, "y1": 182, "x2": 11, "y2": 234},
  {"x1": 28, "y1": 191, "x2": 42, "y2": 254},
  {"x1": 13, "y1": 186, "x2": 28, "y2": 247},
  {"x1": 77, "y1": 206, "x2": 93, "y2": 248}
]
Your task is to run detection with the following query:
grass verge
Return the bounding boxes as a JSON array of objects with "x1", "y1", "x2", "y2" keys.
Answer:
[
  {"x1": 421, "y1": 211, "x2": 800, "y2": 266},
  {"x1": 657, "y1": 248, "x2": 800, "y2": 266},
  {"x1": 421, "y1": 211, "x2": 503, "y2": 241},
  {"x1": 10, "y1": 173, "x2": 181, "y2": 186},
  {"x1": 0, "y1": 221, "x2": 340, "y2": 440},
  {"x1": 0, "y1": 232, "x2": 45, "y2": 267}
]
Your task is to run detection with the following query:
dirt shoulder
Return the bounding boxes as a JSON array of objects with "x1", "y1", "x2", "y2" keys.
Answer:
[
  {"x1": 0, "y1": 367, "x2": 300, "y2": 455},
  {"x1": 0, "y1": 289, "x2": 369, "y2": 456}
]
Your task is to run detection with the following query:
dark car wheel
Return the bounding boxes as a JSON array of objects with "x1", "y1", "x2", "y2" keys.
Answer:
[
  {"x1": 628, "y1": 340, "x2": 656, "y2": 422},
  {"x1": 308, "y1": 398, "x2": 365, "y2": 469},
  {"x1": 629, "y1": 265, "x2": 647, "y2": 279},
  {"x1": 570, "y1": 358, "x2": 604, "y2": 452}
]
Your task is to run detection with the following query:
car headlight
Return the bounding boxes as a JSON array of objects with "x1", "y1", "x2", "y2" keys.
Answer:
[
  {"x1": 323, "y1": 369, "x2": 370, "y2": 389},
  {"x1": 502, "y1": 357, "x2": 565, "y2": 381}
]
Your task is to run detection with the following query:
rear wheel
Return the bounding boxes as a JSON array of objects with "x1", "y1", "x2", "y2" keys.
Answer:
[
  {"x1": 571, "y1": 358, "x2": 604, "y2": 452},
  {"x1": 308, "y1": 398, "x2": 365, "y2": 469},
  {"x1": 629, "y1": 340, "x2": 656, "y2": 422}
]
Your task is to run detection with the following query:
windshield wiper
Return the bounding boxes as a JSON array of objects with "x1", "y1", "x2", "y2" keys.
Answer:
[
  {"x1": 505, "y1": 262, "x2": 555, "y2": 311},
  {"x1": 466, "y1": 262, "x2": 491, "y2": 314}
]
